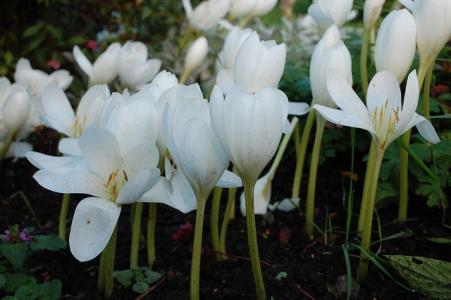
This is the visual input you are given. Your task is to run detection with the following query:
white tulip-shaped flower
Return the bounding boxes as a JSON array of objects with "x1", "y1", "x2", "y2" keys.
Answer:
[
  {"x1": 310, "y1": 25, "x2": 353, "y2": 107},
  {"x1": 182, "y1": 0, "x2": 230, "y2": 31},
  {"x1": 14, "y1": 58, "x2": 73, "y2": 95},
  {"x1": 118, "y1": 41, "x2": 161, "y2": 90},
  {"x1": 229, "y1": 0, "x2": 257, "y2": 18},
  {"x1": 308, "y1": 0, "x2": 354, "y2": 31},
  {"x1": 400, "y1": 0, "x2": 451, "y2": 70},
  {"x1": 233, "y1": 31, "x2": 286, "y2": 93},
  {"x1": 182, "y1": 37, "x2": 209, "y2": 82},
  {"x1": 314, "y1": 70, "x2": 440, "y2": 150},
  {"x1": 27, "y1": 128, "x2": 160, "y2": 261},
  {"x1": 162, "y1": 85, "x2": 231, "y2": 198},
  {"x1": 73, "y1": 43, "x2": 121, "y2": 86},
  {"x1": 138, "y1": 70, "x2": 178, "y2": 102},
  {"x1": 375, "y1": 9, "x2": 416, "y2": 83},
  {"x1": 210, "y1": 84, "x2": 288, "y2": 183},
  {"x1": 41, "y1": 83, "x2": 110, "y2": 156},
  {"x1": 363, "y1": 0, "x2": 386, "y2": 30}
]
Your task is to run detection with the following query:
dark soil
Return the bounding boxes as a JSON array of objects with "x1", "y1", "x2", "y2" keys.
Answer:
[{"x1": 1, "y1": 127, "x2": 450, "y2": 299}]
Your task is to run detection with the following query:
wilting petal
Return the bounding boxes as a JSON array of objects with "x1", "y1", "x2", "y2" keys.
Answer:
[
  {"x1": 69, "y1": 197, "x2": 121, "y2": 262},
  {"x1": 73, "y1": 46, "x2": 93, "y2": 77},
  {"x1": 313, "y1": 105, "x2": 375, "y2": 134},
  {"x1": 216, "y1": 170, "x2": 242, "y2": 188},
  {"x1": 116, "y1": 168, "x2": 160, "y2": 204},
  {"x1": 41, "y1": 84, "x2": 75, "y2": 136},
  {"x1": 78, "y1": 128, "x2": 121, "y2": 179}
]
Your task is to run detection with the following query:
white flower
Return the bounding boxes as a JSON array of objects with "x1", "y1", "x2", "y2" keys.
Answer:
[
  {"x1": 314, "y1": 70, "x2": 440, "y2": 150},
  {"x1": 73, "y1": 43, "x2": 121, "y2": 86},
  {"x1": 182, "y1": 0, "x2": 230, "y2": 31},
  {"x1": 182, "y1": 36, "x2": 209, "y2": 81},
  {"x1": 310, "y1": 25, "x2": 353, "y2": 107},
  {"x1": 27, "y1": 128, "x2": 160, "y2": 261},
  {"x1": 118, "y1": 41, "x2": 161, "y2": 90},
  {"x1": 363, "y1": 0, "x2": 386, "y2": 30},
  {"x1": 308, "y1": 0, "x2": 354, "y2": 31},
  {"x1": 138, "y1": 70, "x2": 178, "y2": 102},
  {"x1": 229, "y1": 0, "x2": 257, "y2": 18},
  {"x1": 252, "y1": 0, "x2": 278, "y2": 16},
  {"x1": 375, "y1": 9, "x2": 416, "y2": 83}
]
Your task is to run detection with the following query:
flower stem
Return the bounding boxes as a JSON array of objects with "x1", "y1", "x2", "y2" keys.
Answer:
[
  {"x1": 0, "y1": 131, "x2": 15, "y2": 160},
  {"x1": 357, "y1": 141, "x2": 376, "y2": 235},
  {"x1": 305, "y1": 115, "x2": 326, "y2": 238},
  {"x1": 190, "y1": 195, "x2": 208, "y2": 300},
  {"x1": 219, "y1": 182, "x2": 236, "y2": 257},
  {"x1": 147, "y1": 203, "x2": 158, "y2": 267},
  {"x1": 103, "y1": 226, "x2": 118, "y2": 298},
  {"x1": 291, "y1": 110, "x2": 315, "y2": 199},
  {"x1": 130, "y1": 202, "x2": 143, "y2": 269},
  {"x1": 360, "y1": 29, "x2": 370, "y2": 97},
  {"x1": 243, "y1": 179, "x2": 267, "y2": 300},
  {"x1": 97, "y1": 249, "x2": 106, "y2": 292},
  {"x1": 210, "y1": 187, "x2": 223, "y2": 260},
  {"x1": 58, "y1": 194, "x2": 71, "y2": 241},
  {"x1": 357, "y1": 146, "x2": 384, "y2": 282},
  {"x1": 422, "y1": 64, "x2": 434, "y2": 120},
  {"x1": 398, "y1": 61, "x2": 432, "y2": 224}
]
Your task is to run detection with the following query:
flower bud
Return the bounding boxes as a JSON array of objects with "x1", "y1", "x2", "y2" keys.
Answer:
[
  {"x1": 363, "y1": 0, "x2": 385, "y2": 30},
  {"x1": 3, "y1": 87, "x2": 31, "y2": 134},
  {"x1": 183, "y1": 37, "x2": 209, "y2": 79}
]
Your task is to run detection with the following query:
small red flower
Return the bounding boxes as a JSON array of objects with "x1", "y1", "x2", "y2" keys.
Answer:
[
  {"x1": 85, "y1": 40, "x2": 97, "y2": 51},
  {"x1": 431, "y1": 84, "x2": 449, "y2": 97},
  {"x1": 46, "y1": 59, "x2": 61, "y2": 70},
  {"x1": 171, "y1": 222, "x2": 193, "y2": 241}
]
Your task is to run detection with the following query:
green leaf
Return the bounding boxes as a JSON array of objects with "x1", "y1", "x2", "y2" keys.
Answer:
[
  {"x1": 387, "y1": 255, "x2": 451, "y2": 299},
  {"x1": 427, "y1": 237, "x2": 451, "y2": 245},
  {"x1": 30, "y1": 235, "x2": 66, "y2": 251},
  {"x1": 275, "y1": 271, "x2": 287, "y2": 281},
  {"x1": 0, "y1": 273, "x2": 6, "y2": 288},
  {"x1": 0, "y1": 243, "x2": 28, "y2": 268},
  {"x1": 113, "y1": 269, "x2": 134, "y2": 288},
  {"x1": 22, "y1": 24, "x2": 43, "y2": 38},
  {"x1": 3, "y1": 273, "x2": 36, "y2": 293},
  {"x1": 132, "y1": 281, "x2": 149, "y2": 294},
  {"x1": 376, "y1": 180, "x2": 398, "y2": 202},
  {"x1": 142, "y1": 267, "x2": 161, "y2": 285}
]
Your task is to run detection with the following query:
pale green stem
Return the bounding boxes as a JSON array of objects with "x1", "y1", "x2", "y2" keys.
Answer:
[
  {"x1": 180, "y1": 69, "x2": 190, "y2": 84},
  {"x1": 357, "y1": 141, "x2": 376, "y2": 235},
  {"x1": 210, "y1": 187, "x2": 223, "y2": 260},
  {"x1": 219, "y1": 179, "x2": 236, "y2": 256},
  {"x1": 360, "y1": 29, "x2": 370, "y2": 97},
  {"x1": 398, "y1": 62, "x2": 431, "y2": 224},
  {"x1": 422, "y1": 64, "x2": 434, "y2": 120},
  {"x1": 130, "y1": 202, "x2": 144, "y2": 269},
  {"x1": 305, "y1": 115, "x2": 326, "y2": 238},
  {"x1": 58, "y1": 194, "x2": 71, "y2": 241},
  {"x1": 357, "y1": 146, "x2": 384, "y2": 282},
  {"x1": 103, "y1": 226, "x2": 118, "y2": 298},
  {"x1": 190, "y1": 195, "x2": 208, "y2": 300},
  {"x1": 147, "y1": 203, "x2": 158, "y2": 267},
  {"x1": 243, "y1": 178, "x2": 267, "y2": 300},
  {"x1": 291, "y1": 110, "x2": 316, "y2": 199},
  {"x1": 240, "y1": 15, "x2": 253, "y2": 28},
  {"x1": 97, "y1": 249, "x2": 106, "y2": 292},
  {"x1": 0, "y1": 131, "x2": 15, "y2": 161}
]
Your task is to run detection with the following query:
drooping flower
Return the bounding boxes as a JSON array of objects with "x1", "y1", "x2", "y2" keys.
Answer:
[
  {"x1": 375, "y1": 9, "x2": 416, "y2": 83},
  {"x1": 314, "y1": 70, "x2": 440, "y2": 150}
]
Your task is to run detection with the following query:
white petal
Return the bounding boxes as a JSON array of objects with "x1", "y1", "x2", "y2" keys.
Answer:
[
  {"x1": 216, "y1": 170, "x2": 242, "y2": 188},
  {"x1": 26, "y1": 151, "x2": 81, "y2": 172},
  {"x1": 288, "y1": 102, "x2": 310, "y2": 116},
  {"x1": 58, "y1": 138, "x2": 82, "y2": 156},
  {"x1": 73, "y1": 46, "x2": 93, "y2": 77},
  {"x1": 69, "y1": 197, "x2": 121, "y2": 262},
  {"x1": 116, "y1": 168, "x2": 160, "y2": 204},
  {"x1": 275, "y1": 198, "x2": 300, "y2": 212},
  {"x1": 41, "y1": 84, "x2": 75, "y2": 136},
  {"x1": 313, "y1": 104, "x2": 374, "y2": 133},
  {"x1": 367, "y1": 70, "x2": 402, "y2": 113},
  {"x1": 396, "y1": 70, "x2": 419, "y2": 133},
  {"x1": 396, "y1": 113, "x2": 440, "y2": 144},
  {"x1": 123, "y1": 143, "x2": 159, "y2": 178},
  {"x1": 50, "y1": 70, "x2": 73, "y2": 90},
  {"x1": 7, "y1": 142, "x2": 32, "y2": 158},
  {"x1": 78, "y1": 128, "x2": 121, "y2": 179},
  {"x1": 399, "y1": 0, "x2": 414, "y2": 11}
]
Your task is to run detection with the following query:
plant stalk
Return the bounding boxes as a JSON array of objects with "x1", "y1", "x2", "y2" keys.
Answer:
[
  {"x1": 305, "y1": 115, "x2": 326, "y2": 238},
  {"x1": 190, "y1": 195, "x2": 208, "y2": 300},
  {"x1": 210, "y1": 187, "x2": 223, "y2": 260},
  {"x1": 291, "y1": 110, "x2": 315, "y2": 199},
  {"x1": 357, "y1": 146, "x2": 384, "y2": 282},
  {"x1": 219, "y1": 183, "x2": 236, "y2": 257},
  {"x1": 130, "y1": 202, "x2": 144, "y2": 269},
  {"x1": 357, "y1": 141, "x2": 376, "y2": 235},
  {"x1": 243, "y1": 179, "x2": 267, "y2": 300},
  {"x1": 103, "y1": 226, "x2": 118, "y2": 298},
  {"x1": 422, "y1": 63, "x2": 434, "y2": 120},
  {"x1": 58, "y1": 194, "x2": 71, "y2": 241},
  {"x1": 147, "y1": 203, "x2": 158, "y2": 267}
]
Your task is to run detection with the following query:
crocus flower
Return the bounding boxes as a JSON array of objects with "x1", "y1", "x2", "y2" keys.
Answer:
[
  {"x1": 73, "y1": 43, "x2": 121, "y2": 86},
  {"x1": 363, "y1": 0, "x2": 386, "y2": 30},
  {"x1": 2, "y1": 85, "x2": 31, "y2": 136},
  {"x1": 210, "y1": 84, "x2": 288, "y2": 184},
  {"x1": 138, "y1": 70, "x2": 178, "y2": 102},
  {"x1": 375, "y1": 9, "x2": 416, "y2": 83},
  {"x1": 308, "y1": 0, "x2": 354, "y2": 31},
  {"x1": 41, "y1": 83, "x2": 110, "y2": 155},
  {"x1": 181, "y1": 37, "x2": 209, "y2": 83},
  {"x1": 314, "y1": 70, "x2": 440, "y2": 150},
  {"x1": 399, "y1": 0, "x2": 451, "y2": 71},
  {"x1": 182, "y1": 0, "x2": 230, "y2": 31},
  {"x1": 118, "y1": 41, "x2": 161, "y2": 90},
  {"x1": 27, "y1": 128, "x2": 160, "y2": 261},
  {"x1": 310, "y1": 25, "x2": 352, "y2": 107},
  {"x1": 229, "y1": 0, "x2": 257, "y2": 18}
]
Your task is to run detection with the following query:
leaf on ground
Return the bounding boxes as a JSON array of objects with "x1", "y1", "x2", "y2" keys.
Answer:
[
  {"x1": 0, "y1": 243, "x2": 28, "y2": 268},
  {"x1": 386, "y1": 255, "x2": 451, "y2": 299},
  {"x1": 30, "y1": 235, "x2": 66, "y2": 251}
]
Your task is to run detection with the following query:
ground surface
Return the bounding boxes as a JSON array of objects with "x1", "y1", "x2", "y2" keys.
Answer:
[{"x1": 1, "y1": 128, "x2": 450, "y2": 299}]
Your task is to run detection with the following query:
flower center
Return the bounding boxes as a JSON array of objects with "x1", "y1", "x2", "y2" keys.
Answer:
[
  {"x1": 105, "y1": 169, "x2": 128, "y2": 201},
  {"x1": 371, "y1": 99, "x2": 400, "y2": 149}
]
